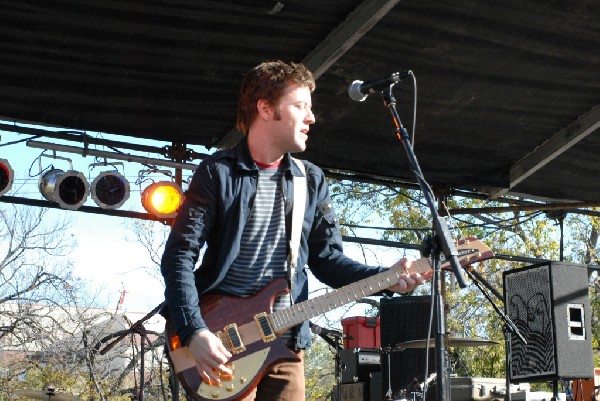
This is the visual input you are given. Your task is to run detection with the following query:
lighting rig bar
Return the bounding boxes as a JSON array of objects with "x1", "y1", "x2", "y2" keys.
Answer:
[
  {"x1": 0, "y1": 194, "x2": 169, "y2": 222},
  {"x1": 26, "y1": 140, "x2": 199, "y2": 171}
]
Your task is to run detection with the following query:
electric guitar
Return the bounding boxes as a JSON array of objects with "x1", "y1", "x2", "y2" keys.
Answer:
[{"x1": 165, "y1": 237, "x2": 494, "y2": 401}]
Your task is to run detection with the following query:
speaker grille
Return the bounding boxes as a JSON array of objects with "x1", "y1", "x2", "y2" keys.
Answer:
[{"x1": 504, "y1": 265, "x2": 556, "y2": 380}]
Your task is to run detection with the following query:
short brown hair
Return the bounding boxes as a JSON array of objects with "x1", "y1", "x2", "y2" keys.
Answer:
[{"x1": 236, "y1": 60, "x2": 315, "y2": 135}]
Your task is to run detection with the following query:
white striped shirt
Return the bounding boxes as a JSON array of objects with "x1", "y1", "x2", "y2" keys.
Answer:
[{"x1": 219, "y1": 166, "x2": 291, "y2": 314}]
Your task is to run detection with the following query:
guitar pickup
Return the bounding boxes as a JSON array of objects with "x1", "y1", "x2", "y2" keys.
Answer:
[
  {"x1": 220, "y1": 323, "x2": 246, "y2": 354},
  {"x1": 254, "y1": 312, "x2": 276, "y2": 343}
]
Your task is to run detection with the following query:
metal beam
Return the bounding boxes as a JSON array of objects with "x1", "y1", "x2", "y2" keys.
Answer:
[
  {"x1": 448, "y1": 201, "x2": 600, "y2": 216},
  {"x1": 490, "y1": 104, "x2": 600, "y2": 198},
  {"x1": 303, "y1": 0, "x2": 401, "y2": 78}
]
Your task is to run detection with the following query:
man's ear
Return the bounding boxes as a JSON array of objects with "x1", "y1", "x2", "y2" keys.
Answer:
[{"x1": 256, "y1": 99, "x2": 273, "y2": 120}]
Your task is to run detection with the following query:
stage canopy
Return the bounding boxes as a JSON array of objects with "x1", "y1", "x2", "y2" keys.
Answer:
[{"x1": 2, "y1": 0, "x2": 599, "y2": 203}]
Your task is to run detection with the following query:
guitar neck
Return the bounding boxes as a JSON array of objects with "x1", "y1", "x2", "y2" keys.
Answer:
[{"x1": 269, "y1": 258, "x2": 431, "y2": 332}]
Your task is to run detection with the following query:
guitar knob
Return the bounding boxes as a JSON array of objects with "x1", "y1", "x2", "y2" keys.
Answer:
[
  {"x1": 211, "y1": 389, "x2": 220, "y2": 399},
  {"x1": 239, "y1": 377, "x2": 247, "y2": 384},
  {"x1": 226, "y1": 383, "x2": 235, "y2": 392}
]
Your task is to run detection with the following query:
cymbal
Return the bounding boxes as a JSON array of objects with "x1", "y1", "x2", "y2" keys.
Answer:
[
  {"x1": 395, "y1": 336, "x2": 498, "y2": 350},
  {"x1": 14, "y1": 389, "x2": 82, "y2": 401}
]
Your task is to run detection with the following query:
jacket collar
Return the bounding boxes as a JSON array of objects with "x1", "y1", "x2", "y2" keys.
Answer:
[{"x1": 235, "y1": 136, "x2": 305, "y2": 177}]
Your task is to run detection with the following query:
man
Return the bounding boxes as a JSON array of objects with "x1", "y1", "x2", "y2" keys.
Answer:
[{"x1": 160, "y1": 60, "x2": 430, "y2": 400}]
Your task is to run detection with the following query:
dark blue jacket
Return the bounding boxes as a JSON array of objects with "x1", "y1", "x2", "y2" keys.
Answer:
[{"x1": 160, "y1": 138, "x2": 386, "y2": 348}]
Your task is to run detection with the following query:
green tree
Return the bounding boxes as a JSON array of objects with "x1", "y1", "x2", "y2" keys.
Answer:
[{"x1": 305, "y1": 336, "x2": 338, "y2": 401}]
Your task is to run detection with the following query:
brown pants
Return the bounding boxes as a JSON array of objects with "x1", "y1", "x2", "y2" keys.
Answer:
[{"x1": 240, "y1": 351, "x2": 305, "y2": 401}]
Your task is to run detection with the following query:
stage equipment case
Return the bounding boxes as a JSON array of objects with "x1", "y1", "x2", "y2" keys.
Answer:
[{"x1": 341, "y1": 316, "x2": 380, "y2": 349}]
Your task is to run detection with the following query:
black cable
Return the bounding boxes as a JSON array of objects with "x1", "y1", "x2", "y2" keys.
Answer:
[{"x1": 0, "y1": 134, "x2": 42, "y2": 146}]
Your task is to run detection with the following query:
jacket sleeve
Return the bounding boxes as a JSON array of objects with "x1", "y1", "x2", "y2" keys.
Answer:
[
  {"x1": 160, "y1": 161, "x2": 217, "y2": 344},
  {"x1": 305, "y1": 164, "x2": 386, "y2": 288}
]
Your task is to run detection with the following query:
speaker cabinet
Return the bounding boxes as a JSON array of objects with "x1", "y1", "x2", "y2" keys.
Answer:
[
  {"x1": 370, "y1": 371, "x2": 382, "y2": 401},
  {"x1": 503, "y1": 261, "x2": 593, "y2": 382},
  {"x1": 379, "y1": 296, "x2": 436, "y2": 400}
]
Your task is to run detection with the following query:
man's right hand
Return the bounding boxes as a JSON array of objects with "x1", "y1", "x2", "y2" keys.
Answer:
[{"x1": 188, "y1": 329, "x2": 233, "y2": 384}]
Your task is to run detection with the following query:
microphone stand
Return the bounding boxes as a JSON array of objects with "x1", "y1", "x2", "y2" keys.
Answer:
[
  {"x1": 98, "y1": 302, "x2": 165, "y2": 401},
  {"x1": 311, "y1": 323, "x2": 345, "y2": 401},
  {"x1": 378, "y1": 85, "x2": 468, "y2": 401}
]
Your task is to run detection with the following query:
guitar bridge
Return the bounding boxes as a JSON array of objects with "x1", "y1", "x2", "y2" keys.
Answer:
[
  {"x1": 220, "y1": 323, "x2": 246, "y2": 354},
  {"x1": 254, "y1": 312, "x2": 276, "y2": 343}
]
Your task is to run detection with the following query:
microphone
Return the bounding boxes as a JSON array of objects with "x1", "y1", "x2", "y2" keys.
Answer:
[
  {"x1": 309, "y1": 322, "x2": 352, "y2": 339},
  {"x1": 348, "y1": 70, "x2": 411, "y2": 102}
]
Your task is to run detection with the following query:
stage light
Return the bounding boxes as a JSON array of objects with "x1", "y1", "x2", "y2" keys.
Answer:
[
  {"x1": 141, "y1": 181, "x2": 183, "y2": 219},
  {"x1": 0, "y1": 158, "x2": 14, "y2": 196},
  {"x1": 39, "y1": 169, "x2": 90, "y2": 210},
  {"x1": 91, "y1": 170, "x2": 130, "y2": 209}
]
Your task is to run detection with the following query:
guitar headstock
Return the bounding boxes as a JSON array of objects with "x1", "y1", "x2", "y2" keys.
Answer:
[
  {"x1": 401, "y1": 237, "x2": 494, "y2": 278},
  {"x1": 441, "y1": 236, "x2": 495, "y2": 269}
]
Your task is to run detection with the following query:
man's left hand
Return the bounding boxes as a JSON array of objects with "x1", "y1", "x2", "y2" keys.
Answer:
[{"x1": 387, "y1": 257, "x2": 430, "y2": 293}]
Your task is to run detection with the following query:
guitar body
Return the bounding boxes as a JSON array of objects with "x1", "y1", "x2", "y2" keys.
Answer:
[{"x1": 166, "y1": 278, "x2": 300, "y2": 401}]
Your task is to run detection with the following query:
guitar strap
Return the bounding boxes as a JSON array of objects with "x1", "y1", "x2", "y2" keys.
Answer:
[{"x1": 288, "y1": 157, "x2": 306, "y2": 305}]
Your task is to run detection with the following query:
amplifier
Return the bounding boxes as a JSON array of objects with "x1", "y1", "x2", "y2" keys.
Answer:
[{"x1": 341, "y1": 348, "x2": 381, "y2": 384}]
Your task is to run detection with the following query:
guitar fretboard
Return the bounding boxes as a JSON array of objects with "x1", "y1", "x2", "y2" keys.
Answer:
[{"x1": 269, "y1": 258, "x2": 431, "y2": 332}]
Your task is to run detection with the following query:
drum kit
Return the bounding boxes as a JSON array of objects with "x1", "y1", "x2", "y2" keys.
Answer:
[
  {"x1": 327, "y1": 321, "x2": 500, "y2": 401},
  {"x1": 13, "y1": 387, "x2": 82, "y2": 401},
  {"x1": 384, "y1": 335, "x2": 499, "y2": 401}
]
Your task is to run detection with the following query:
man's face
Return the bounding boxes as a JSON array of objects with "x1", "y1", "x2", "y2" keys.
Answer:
[{"x1": 269, "y1": 83, "x2": 316, "y2": 154}]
